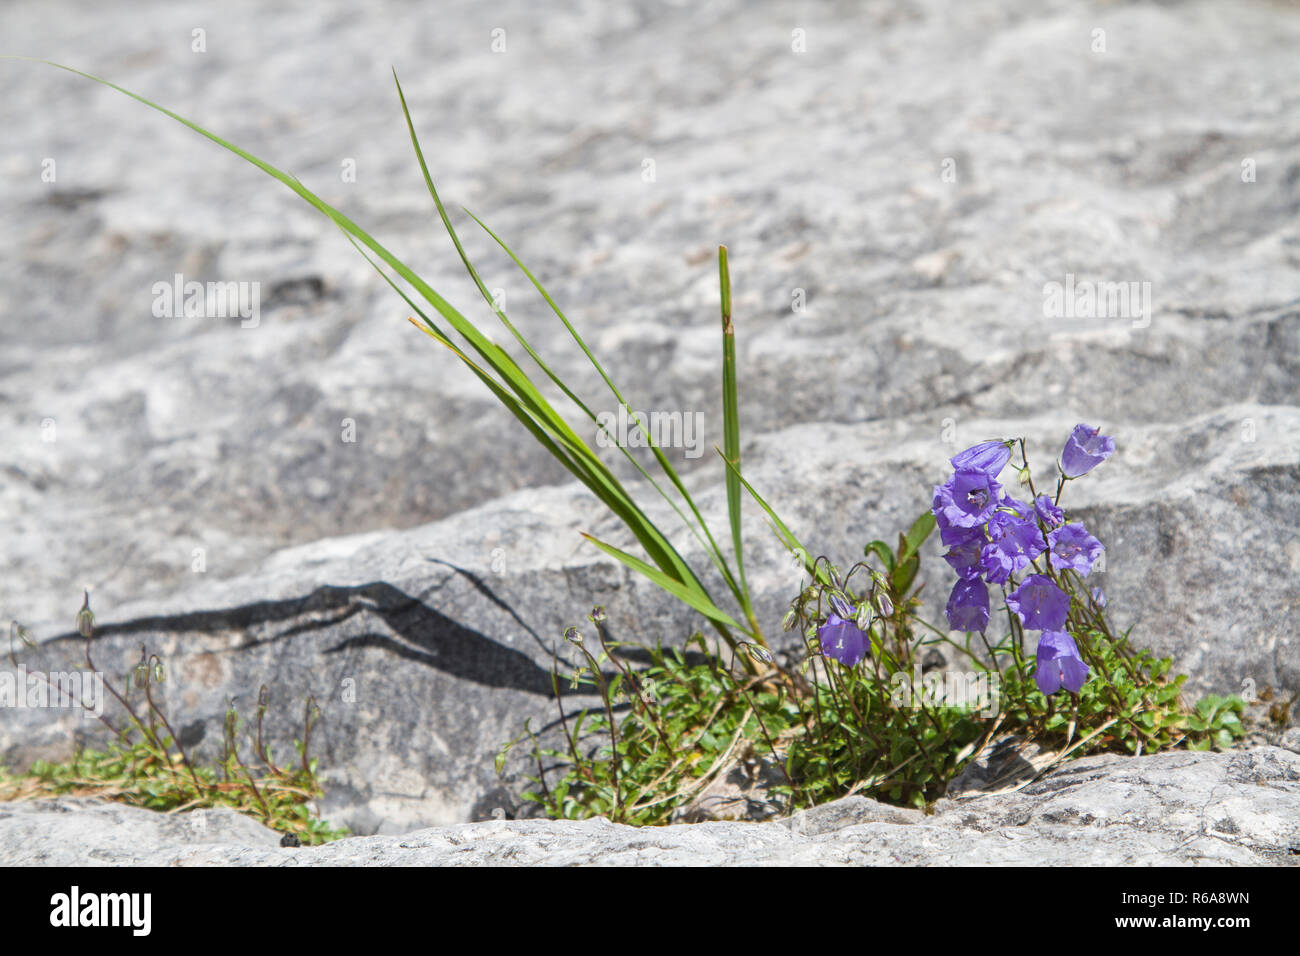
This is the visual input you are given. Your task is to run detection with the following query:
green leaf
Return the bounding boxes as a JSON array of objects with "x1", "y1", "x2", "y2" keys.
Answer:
[
  {"x1": 899, "y1": 511, "x2": 937, "y2": 564},
  {"x1": 579, "y1": 533, "x2": 747, "y2": 634},
  {"x1": 865, "y1": 541, "x2": 896, "y2": 572},
  {"x1": 892, "y1": 554, "x2": 920, "y2": 597}
]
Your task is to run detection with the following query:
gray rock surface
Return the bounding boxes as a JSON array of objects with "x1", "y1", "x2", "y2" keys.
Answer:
[
  {"x1": 1, "y1": 0, "x2": 1298, "y2": 833},
  {"x1": 2, "y1": 407, "x2": 1295, "y2": 832},
  {"x1": 0, "y1": 798, "x2": 282, "y2": 866},
  {"x1": 3, "y1": 748, "x2": 1297, "y2": 865}
]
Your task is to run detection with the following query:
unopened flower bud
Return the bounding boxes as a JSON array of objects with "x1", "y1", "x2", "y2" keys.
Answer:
[
  {"x1": 10, "y1": 622, "x2": 33, "y2": 648},
  {"x1": 781, "y1": 608, "x2": 798, "y2": 631},
  {"x1": 855, "y1": 603, "x2": 874, "y2": 630},
  {"x1": 590, "y1": 606, "x2": 607, "y2": 624},
  {"x1": 741, "y1": 642, "x2": 774, "y2": 664},
  {"x1": 1017, "y1": 465, "x2": 1032, "y2": 487},
  {"x1": 875, "y1": 592, "x2": 894, "y2": 618},
  {"x1": 564, "y1": 626, "x2": 583, "y2": 645},
  {"x1": 75, "y1": 592, "x2": 94, "y2": 639},
  {"x1": 827, "y1": 591, "x2": 854, "y2": 620}
]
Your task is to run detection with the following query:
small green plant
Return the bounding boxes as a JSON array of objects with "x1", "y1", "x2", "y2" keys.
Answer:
[
  {"x1": 510, "y1": 485, "x2": 1245, "y2": 822},
  {"x1": 2, "y1": 596, "x2": 346, "y2": 844}
]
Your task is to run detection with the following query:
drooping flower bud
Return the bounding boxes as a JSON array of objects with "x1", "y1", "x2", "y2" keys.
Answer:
[
  {"x1": 854, "y1": 603, "x2": 874, "y2": 630},
  {"x1": 564, "y1": 626, "x2": 583, "y2": 645},
  {"x1": 75, "y1": 592, "x2": 94, "y2": 639},
  {"x1": 875, "y1": 591, "x2": 894, "y2": 618},
  {"x1": 826, "y1": 591, "x2": 855, "y2": 621},
  {"x1": 10, "y1": 621, "x2": 33, "y2": 649}
]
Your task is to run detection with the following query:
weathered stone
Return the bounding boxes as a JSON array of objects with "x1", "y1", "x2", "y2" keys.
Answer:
[
  {"x1": 2, "y1": 748, "x2": 1296, "y2": 865},
  {"x1": 0, "y1": 797, "x2": 281, "y2": 866}
]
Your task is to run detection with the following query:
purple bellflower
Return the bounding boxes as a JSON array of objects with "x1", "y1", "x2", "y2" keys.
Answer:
[
  {"x1": 1007, "y1": 574, "x2": 1070, "y2": 631},
  {"x1": 933, "y1": 468, "x2": 1002, "y2": 529},
  {"x1": 946, "y1": 577, "x2": 990, "y2": 633},
  {"x1": 1034, "y1": 630, "x2": 1090, "y2": 694},
  {"x1": 941, "y1": 524, "x2": 986, "y2": 580},
  {"x1": 1060, "y1": 424, "x2": 1116, "y2": 478},
  {"x1": 819, "y1": 612, "x2": 871, "y2": 667},
  {"x1": 949, "y1": 440, "x2": 1013, "y2": 477},
  {"x1": 1034, "y1": 494, "x2": 1064, "y2": 529},
  {"x1": 979, "y1": 511, "x2": 1046, "y2": 584},
  {"x1": 1048, "y1": 523, "x2": 1104, "y2": 576}
]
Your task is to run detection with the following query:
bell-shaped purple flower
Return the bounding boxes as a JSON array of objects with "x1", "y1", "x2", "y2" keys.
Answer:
[
  {"x1": 1034, "y1": 630, "x2": 1090, "y2": 694},
  {"x1": 946, "y1": 577, "x2": 990, "y2": 633},
  {"x1": 1060, "y1": 424, "x2": 1116, "y2": 478},
  {"x1": 1048, "y1": 523, "x2": 1104, "y2": 576},
  {"x1": 1034, "y1": 494, "x2": 1064, "y2": 529},
  {"x1": 1007, "y1": 574, "x2": 1070, "y2": 631},
  {"x1": 941, "y1": 525, "x2": 986, "y2": 580},
  {"x1": 932, "y1": 468, "x2": 1002, "y2": 529},
  {"x1": 979, "y1": 511, "x2": 1046, "y2": 584},
  {"x1": 949, "y1": 440, "x2": 1013, "y2": 477},
  {"x1": 818, "y1": 612, "x2": 871, "y2": 667}
]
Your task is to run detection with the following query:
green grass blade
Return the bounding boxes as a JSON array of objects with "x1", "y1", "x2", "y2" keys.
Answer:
[
  {"x1": 715, "y1": 446, "x2": 832, "y2": 588},
  {"x1": 393, "y1": 73, "x2": 598, "y2": 425},
  {"x1": 334, "y1": 223, "x2": 733, "y2": 626},
  {"x1": 389, "y1": 82, "x2": 748, "y2": 610},
  {"x1": 28, "y1": 61, "x2": 616, "y2": 540},
  {"x1": 462, "y1": 209, "x2": 749, "y2": 608},
  {"x1": 579, "y1": 534, "x2": 748, "y2": 635},
  {"x1": 717, "y1": 246, "x2": 753, "y2": 624}
]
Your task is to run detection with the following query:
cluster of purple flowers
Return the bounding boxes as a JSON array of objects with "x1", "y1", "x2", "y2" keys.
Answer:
[{"x1": 932, "y1": 425, "x2": 1114, "y2": 695}]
